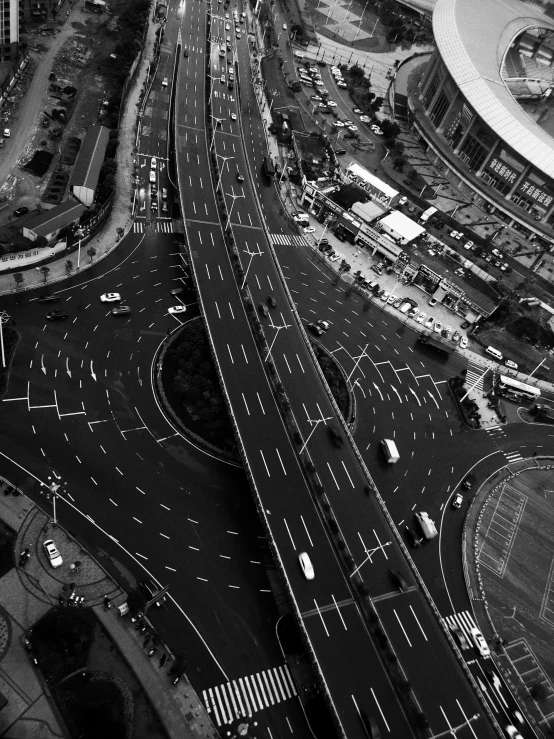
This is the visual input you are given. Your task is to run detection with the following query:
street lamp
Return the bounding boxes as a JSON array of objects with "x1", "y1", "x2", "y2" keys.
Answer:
[
  {"x1": 241, "y1": 244, "x2": 264, "y2": 289},
  {"x1": 0, "y1": 311, "x2": 9, "y2": 368},
  {"x1": 210, "y1": 116, "x2": 224, "y2": 150},
  {"x1": 265, "y1": 320, "x2": 291, "y2": 360},
  {"x1": 225, "y1": 190, "x2": 245, "y2": 221},
  {"x1": 216, "y1": 154, "x2": 234, "y2": 192},
  {"x1": 428, "y1": 714, "x2": 480, "y2": 737},
  {"x1": 299, "y1": 410, "x2": 333, "y2": 454},
  {"x1": 42, "y1": 471, "x2": 66, "y2": 526}
]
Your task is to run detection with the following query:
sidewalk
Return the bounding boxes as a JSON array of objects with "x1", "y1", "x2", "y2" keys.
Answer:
[
  {"x1": 0, "y1": 9, "x2": 160, "y2": 297},
  {"x1": 0, "y1": 483, "x2": 218, "y2": 739}
]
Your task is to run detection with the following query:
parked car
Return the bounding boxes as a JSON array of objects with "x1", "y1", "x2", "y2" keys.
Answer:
[
  {"x1": 433, "y1": 321, "x2": 442, "y2": 334},
  {"x1": 425, "y1": 316, "x2": 434, "y2": 329},
  {"x1": 14, "y1": 206, "x2": 29, "y2": 217},
  {"x1": 389, "y1": 570, "x2": 408, "y2": 591},
  {"x1": 392, "y1": 297, "x2": 403, "y2": 309},
  {"x1": 416, "y1": 311, "x2": 426, "y2": 324},
  {"x1": 43, "y1": 539, "x2": 63, "y2": 568},
  {"x1": 428, "y1": 297, "x2": 437, "y2": 307},
  {"x1": 405, "y1": 525, "x2": 422, "y2": 548},
  {"x1": 459, "y1": 335, "x2": 468, "y2": 349},
  {"x1": 452, "y1": 330, "x2": 461, "y2": 343},
  {"x1": 318, "y1": 320, "x2": 330, "y2": 330},
  {"x1": 267, "y1": 296, "x2": 277, "y2": 308}
]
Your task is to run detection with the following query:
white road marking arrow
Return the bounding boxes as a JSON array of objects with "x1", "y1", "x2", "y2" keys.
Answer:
[
  {"x1": 66, "y1": 358, "x2": 71, "y2": 378},
  {"x1": 391, "y1": 385, "x2": 402, "y2": 403},
  {"x1": 90, "y1": 361, "x2": 97, "y2": 382},
  {"x1": 41, "y1": 354, "x2": 46, "y2": 375},
  {"x1": 372, "y1": 382, "x2": 383, "y2": 401}
]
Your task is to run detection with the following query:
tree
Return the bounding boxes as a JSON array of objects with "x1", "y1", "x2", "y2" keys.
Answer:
[
  {"x1": 35, "y1": 235, "x2": 48, "y2": 249},
  {"x1": 65, "y1": 259, "x2": 74, "y2": 275},
  {"x1": 39, "y1": 266, "x2": 50, "y2": 284},
  {"x1": 393, "y1": 155, "x2": 405, "y2": 171},
  {"x1": 86, "y1": 247, "x2": 96, "y2": 263},
  {"x1": 13, "y1": 272, "x2": 24, "y2": 290}
]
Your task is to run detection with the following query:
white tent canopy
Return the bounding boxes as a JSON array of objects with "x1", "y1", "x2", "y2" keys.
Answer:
[
  {"x1": 346, "y1": 163, "x2": 399, "y2": 200},
  {"x1": 378, "y1": 210, "x2": 425, "y2": 244}
]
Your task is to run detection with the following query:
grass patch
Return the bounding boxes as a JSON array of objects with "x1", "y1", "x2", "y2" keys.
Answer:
[{"x1": 311, "y1": 342, "x2": 350, "y2": 420}]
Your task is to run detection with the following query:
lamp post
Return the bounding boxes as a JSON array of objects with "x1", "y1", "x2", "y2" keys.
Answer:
[
  {"x1": 241, "y1": 244, "x2": 264, "y2": 289},
  {"x1": 369, "y1": 17, "x2": 379, "y2": 37},
  {"x1": 428, "y1": 715, "x2": 480, "y2": 738},
  {"x1": 299, "y1": 412, "x2": 333, "y2": 454},
  {"x1": 0, "y1": 311, "x2": 9, "y2": 368},
  {"x1": 265, "y1": 321, "x2": 291, "y2": 361},
  {"x1": 210, "y1": 116, "x2": 224, "y2": 150},
  {"x1": 216, "y1": 154, "x2": 234, "y2": 192},
  {"x1": 353, "y1": 0, "x2": 369, "y2": 44},
  {"x1": 225, "y1": 190, "x2": 245, "y2": 221},
  {"x1": 42, "y1": 471, "x2": 66, "y2": 526}
]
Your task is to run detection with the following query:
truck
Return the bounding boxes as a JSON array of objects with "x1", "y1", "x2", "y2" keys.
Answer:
[
  {"x1": 417, "y1": 332, "x2": 454, "y2": 355},
  {"x1": 415, "y1": 511, "x2": 438, "y2": 540},
  {"x1": 263, "y1": 156, "x2": 276, "y2": 178}
]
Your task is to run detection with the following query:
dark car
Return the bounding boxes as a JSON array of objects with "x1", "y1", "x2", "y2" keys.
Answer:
[
  {"x1": 236, "y1": 173, "x2": 245, "y2": 182},
  {"x1": 258, "y1": 303, "x2": 269, "y2": 318},
  {"x1": 139, "y1": 579, "x2": 166, "y2": 607},
  {"x1": 14, "y1": 206, "x2": 30, "y2": 217},
  {"x1": 462, "y1": 473, "x2": 476, "y2": 490},
  {"x1": 360, "y1": 713, "x2": 381, "y2": 739},
  {"x1": 389, "y1": 569, "x2": 408, "y2": 591},
  {"x1": 37, "y1": 295, "x2": 60, "y2": 304},
  {"x1": 267, "y1": 296, "x2": 277, "y2": 308},
  {"x1": 461, "y1": 320, "x2": 471, "y2": 329},
  {"x1": 334, "y1": 148, "x2": 346, "y2": 155},
  {"x1": 405, "y1": 525, "x2": 422, "y2": 548},
  {"x1": 317, "y1": 60, "x2": 327, "y2": 67},
  {"x1": 184, "y1": 49, "x2": 189, "y2": 57},
  {"x1": 112, "y1": 304, "x2": 131, "y2": 315},
  {"x1": 46, "y1": 310, "x2": 68, "y2": 320},
  {"x1": 307, "y1": 322, "x2": 324, "y2": 337},
  {"x1": 319, "y1": 238, "x2": 329, "y2": 245},
  {"x1": 328, "y1": 426, "x2": 343, "y2": 447}
]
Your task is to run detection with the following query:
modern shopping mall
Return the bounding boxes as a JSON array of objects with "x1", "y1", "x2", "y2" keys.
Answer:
[{"x1": 405, "y1": 0, "x2": 554, "y2": 248}]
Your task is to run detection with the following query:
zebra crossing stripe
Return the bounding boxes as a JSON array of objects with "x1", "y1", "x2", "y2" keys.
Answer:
[
  {"x1": 239, "y1": 677, "x2": 252, "y2": 716},
  {"x1": 261, "y1": 670, "x2": 274, "y2": 705},
  {"x1": 232, "y1": 679, "x2": 246, "y2": 717},
  {"x1": 215, "y1": 685, "x2": 230, "y2": 723},
  {"x1": 208, "y1": 687, "x2": 222, "y2": 725},
  {"x1": 268, "y1": 668, "x2": 282, "y2": 700},
  {"x1": 250, "y1": 673, "x2": 264, "y2": 709},
  {"x1": 226, "y1": 681, "x2": 240, "y2": 718},
  {"x1": 243, "y1": 675, "x2": 257, "y2": 713},
  {"x1": 279, "y1": 665, "x2": 293, "y2": 698}
]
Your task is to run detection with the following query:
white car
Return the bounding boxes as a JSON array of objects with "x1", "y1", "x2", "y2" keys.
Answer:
[
  {"x1": 337, "y1": 81, "x2": 347, "y2": 88},
  {"x1": 505, "y1": 727, "x2": 523, "y2": 739},
  {"x1": 459, "y1": 335, "x2": 468, "y2": 349},
  {"x1": 283, "y1": 23, "x2": 287, "y2": 29},
  {"x1": 347, "y1": 125, "x2": 358, "y2": 132},
  {"x1": 292, "y1": 213, "x2": 308, "y2": 222},
  {"x1": 3, "y1": 128, "x2": 10, "y2": 137},
  {"x1": 225, "y1": 22, "x2": 230, "y2": 29},
  {"x1": 359, "y1": 115, "x2": 371, "y2": 123},
  {"x1": 162, "y1": 77, "x2": 168, "y2": 87},
  {"x1": 329, "y1": 253, "x2": 341, "y2": 262},
  {"x1": 370, "y1": 125, "x2": 383, "y2": 135},
  {"x1": 230, "y1": 112, "x2": 237, "y2": 120},
  {"x1": 425, "y1": 316, "x2": 434, "y2": 329},
  {"x1": 100, "y1": 292, "x2": 121, "y2": 302},
  {"x1": 452, "y1": 493, "x2": 463, "y2": 509},
  {"x1": 380, "y1": 291, "x2": 390, "y2": 302},
  {"x1": 332, "y1": 121, "x2": 344, "y2": 128},
  {"x1": 416, "y1": 311, "x2": 426, "y2": 324},
  {"x1": 327, "y1": 101, "x2": 337, "y2": 107},
  {"x1": 43, "y1": 539, "x2": 63, "y2": 568},
  {"x1": 168, "y1": 305, "x2": 187, "y2": 314},
  {"x1": 470, "y1": 626, "x2": 490, "y2": 657},
  {"x1": 220, "y1": 74, "x2": 225, "y2": 83},
  {"x1": 450, "y1": 230, "x2": 463, "y2": 240},
  {"x1": 433, "y1": 321, "x2": 442, "y2": 334},
  {"x1": 298, "y1": 552, "x2": 314, "y2": 580},
  {"x1": 150, "y1": 157, "x2": 156, "y2": 170},
  {"x1": 303, "y1": 226, "x2": 316, "y2": 234}
]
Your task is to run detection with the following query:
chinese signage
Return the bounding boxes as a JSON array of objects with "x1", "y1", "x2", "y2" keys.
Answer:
[
  {"x1": 516, "y1": 180, "x2": 554, "y2": 208},
  {"x1": 485, "y1": 157, "x2": 519, "y2": 185}
]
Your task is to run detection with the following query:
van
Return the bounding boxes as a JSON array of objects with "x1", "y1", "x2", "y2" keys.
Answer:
[
  {"x1": 150, "y1": 157, "x2": 156, "y2": 170},
  {"x1": 149, "y1": 170, "x2": 156, "y2": 183},
  {"x1": 381, "y1": 439, "x2": 399, "y2": 464},
  {"x1": 415, "y1": 511, "x2": 438, "y2": 540},
  {"x1": 485, "y1": 346, "x2": 503, "y2": 361}
]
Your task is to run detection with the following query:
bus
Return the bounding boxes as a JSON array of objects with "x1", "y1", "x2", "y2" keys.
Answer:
[{"x1": 496, "y1": 375, "x2": 541, "y2": 402}]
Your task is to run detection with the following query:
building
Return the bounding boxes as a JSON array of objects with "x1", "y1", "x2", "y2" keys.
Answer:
[
  {"x1": 70, "y1": 125, "x2": 110, "y2": 207},
  {"x1": 409, "y1": 0, "x2": 554, "y2": 246},
  {"x1": 345, "y1": 163, "x2": 399, "y2": 207},
  {"x1": 0, "y1": 0, "x2": 18, "y2": 62},
  {"x1": 22, "y1": 200, "x2": 86, "y2": 243}
]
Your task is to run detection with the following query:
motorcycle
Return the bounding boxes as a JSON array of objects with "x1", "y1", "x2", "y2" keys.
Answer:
[
  {"x1": 103, "y1": 595, "x2": 112, "y2": 609},
  {"x1": 148, "y1": 646, "x2": 157, "y2": 657},
  {"x1": 172, "y1": 674, "x2": 180, "y2": 685}
]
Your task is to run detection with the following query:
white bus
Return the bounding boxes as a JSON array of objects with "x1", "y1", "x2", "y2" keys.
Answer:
[{"x1": 496, "y1": 375, "x2": 540, "y2": 402}]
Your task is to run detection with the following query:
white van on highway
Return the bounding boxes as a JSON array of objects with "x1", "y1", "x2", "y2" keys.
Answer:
[{"x1": 381, "y1": 439, "x2": 399, "y2": 464}]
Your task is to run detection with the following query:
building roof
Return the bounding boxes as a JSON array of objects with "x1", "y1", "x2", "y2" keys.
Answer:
[
  {"x1": 24, "y1": 200, "x2": 86, "y2": 237},
  {"x1": 351, "y1": 200, "x2": 386, "y2": 223},
  {"x1": 434, "y1": 0, "x2": 554, "y2": 180},
  {"x1": 70, "y1": 125, "x2": 110, "y2": 190},
  {"x1": 379, "y1": 211, "x2": 425, "y2": 241},
  {"x1": 346, "y1": 163, "x2": 398, "y2": 198}
]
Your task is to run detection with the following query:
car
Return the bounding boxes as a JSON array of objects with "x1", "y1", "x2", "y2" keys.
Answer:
[
  {"x1": 46, "y1": 310, "x2": 68, "y2": 321},
  {"x1": 317, "y1": 60, "x2": 327, "y2": 67},
  {"x1": 461, "y1": 320, "x2": 471, "y2": 329},
  {"x1": 161, "y1": 187, "x2": 167, "y2": 200},
  {"x1": 389, "y1": 570, "x2": 408, "y2": 591},
  {"x1": 337, "y1": 81, "x2": 347, "y2": 88},
  {"x1": 428, "y1": 297, "x2": 437, "y2": 307},
  {"x1": 310, "y1": 94, "x2": 322, "y2": 102},
  {"x1": 347, "y1": 125, "x2": 358, "y2": 132},
  {"x1": 318, "y1": 320, "x2": 331, "y2": 330},
  {"x1": 452, "y1": 493, "x2": 463, "y2": 509},
  {"x1": 433, "y1": 321, "x2": 442, "y2": 334},
  {"x1": 359, "y1": 115, "x2": 371, "y2": 123},
  {"x1": 149, "y1": 170, "x2": 156, "y2": 183},
  {"x1": 236, "y1": 173, "x2": 245, "y2": 182},
  {"x1": 307, "y1": 322, "x2": 324, "y2": 336},
  {"x1": 267, "y1": 296, "x2": 277, "y2": 308},
  {"x1": 353, "y1": 107, "x2": 363, "y2": 114},
  {"x1": 469, "y1": 626, "x2": 490, "y2": 657},
  {"x1": 162, "y1": 202, "x2": 168, "y2": 213},
  {"x1": 463, "y1": 240, "x2": 474, "y2": 250},
  {"x1": 184, "y1": 49, "x2": 189, "y2": 57},
  {"x1": 505, "y1": 727, "x2": 523, "y2": 739},
  {"x1": 329, "y1": 253, "x2": 341, "y2": 262},
  {"x1": 228, "y1": 71, "x2": 234, "y2": 80},
  {"x1": 387, "y1": 295, "x2": 396, "y2": 305},
  {"x1": 13, "y1": 206, "x2": 30, "y2": 217},
  {"x1": 442, "y1": 325, "x2": 452, "y2": 339},
  {"x1": 371, "y1": 264, "x2": 383, "y2": 275},
  {"x1": 258, "y1": 303, "x2": 269, "y2": 318},
  {"x1": 100, "y1": 292, "x2": 122, "y2": 303},
  {"x1": 425, "y1": 316, "x2": 434, "y2": 329},
  {"x1": 139, "y1": 578, "x2": 166, "y2": 606},
  {"x1": 112, "y1": 304, "x2": 131, "y2": 315},
  {"x1": 462, "y1": 473, "x2": 476, "y2": 490},
  {"x1": 303, "y1": 226, "x2": 315, "y2": 234},
  {"x1": 150, "y1": 157, "x2": 156, "y2": 170},
  {"x1": 37, "y1": 295, "x2": 60, "y2": 304},
  {"x1": 332, "y1": 121, "x2": 344, "y2": 128},
  {"x1": 450, "y1": 623, "x2": 470, "y2": 650},
  {"x1": 168, "y1": 305, "x2": 187, "y2": 315},
  {"x1": 400, "y1": 302, "x2": 411, "y2": 314},
  {"x1": 43, "y1": 539, "x2": 63, "y2": 568},
  {"x1": 380, "y1": 291, "x2": 390, "y2": 302},
  {"x1": 171, "y1": 287, "x2": 184, "y2": 295},
  {"x1": 319, "y1": 244, "x2": 332, "y2": 252},
  {"x1": 314, "y1": 80, "x2": 324, "y2": 87},
  {"x1": 225, "y1": 22, "x2": 230, "y2": 29},
  {"x1": 327, "y1": 101, "x2": 337, "y2": 107},
  {"x1": 293, "y1": 51, "x2": 304, "y2": 59},
  {"x1": 392, "y1": 297, "x2": 403, "y2": 309},
  {"x1": 408, "y1": 306, "x2": 419, "y2": 318},
  {"x1": 328, "y1": 425, "x2": 343, "y2": 446},
  {"x1": 162, "y1": 77, "x2": 168, "y2": 87},
  {"x1": 151, "y1": 198, "x2": 158, "y2": 210},
  {"x1": 292, "y1": 213, "x2": 308, "y2": 222},
  {"x1": 3, "y1": 128, "x2": 10, "y2": 138},
  {"x1": 319, "y1": 238, "x2": 329, "y2": 245},
  {"x1": 370, "y1": 125, "x2": 382, "y2": 135},
  {"x1": 282, "y1": 22, "x2": 287, "y2": 29},
  {"x1": 492, "y1": 248, "x2": 503, "y2": 258},
  {"x1": 224, "y1": 12, "x2": 229, "y2": 17},
  {"x1": 416, "y1": 312, "x2": 426, "y2": 324},
  {"x1": 297, "y1": 551, "x2": 315, "y2": 579},
  {"x1": 452, "y1": 330, "x2": 461, "y2": 343},
  {"x1": 220, "y1": 74, "x2": 225, "y2": 83},
  {"x1": 505, "y1": 359, "x2": 518, "y2": 370},
  {"x1": 405, "y1": 525, "x2": 422, "y2": 548},
  {"x1": 230, "y1": 112, "x2": 237, "y2": 121},
  {"x1": 459, "y1": 335, "x2": 468, "y2": 349},
  {"x1": 334, "y1": 148, "x2": 346, "y2": 155},
  {"x1": 236, "y1": 32, "x2": 241, "y2": 38}
]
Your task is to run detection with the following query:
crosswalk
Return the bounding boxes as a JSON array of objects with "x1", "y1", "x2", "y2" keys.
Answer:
[
  {"x1": 443, "y1": 610, "x2": 477, "y2": 649},
  {"x1": 486, "y1": 425, "x2": 506, "y2": 439},
  {"x1": 202, "y1": 664, "x2": 297, "y2": 726},
  {"x1": 505, "y1": 450, "x2": 524, "y2": 463},
  {"x1": 465, "y1": 360, "x2": 486, "y2": 392},
  {"x1": 133, "y1": 220, "x2": 173, "y2": 233},
  {"x1": 270, "y1": 233, "x2": 308, "y2": 247}
]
